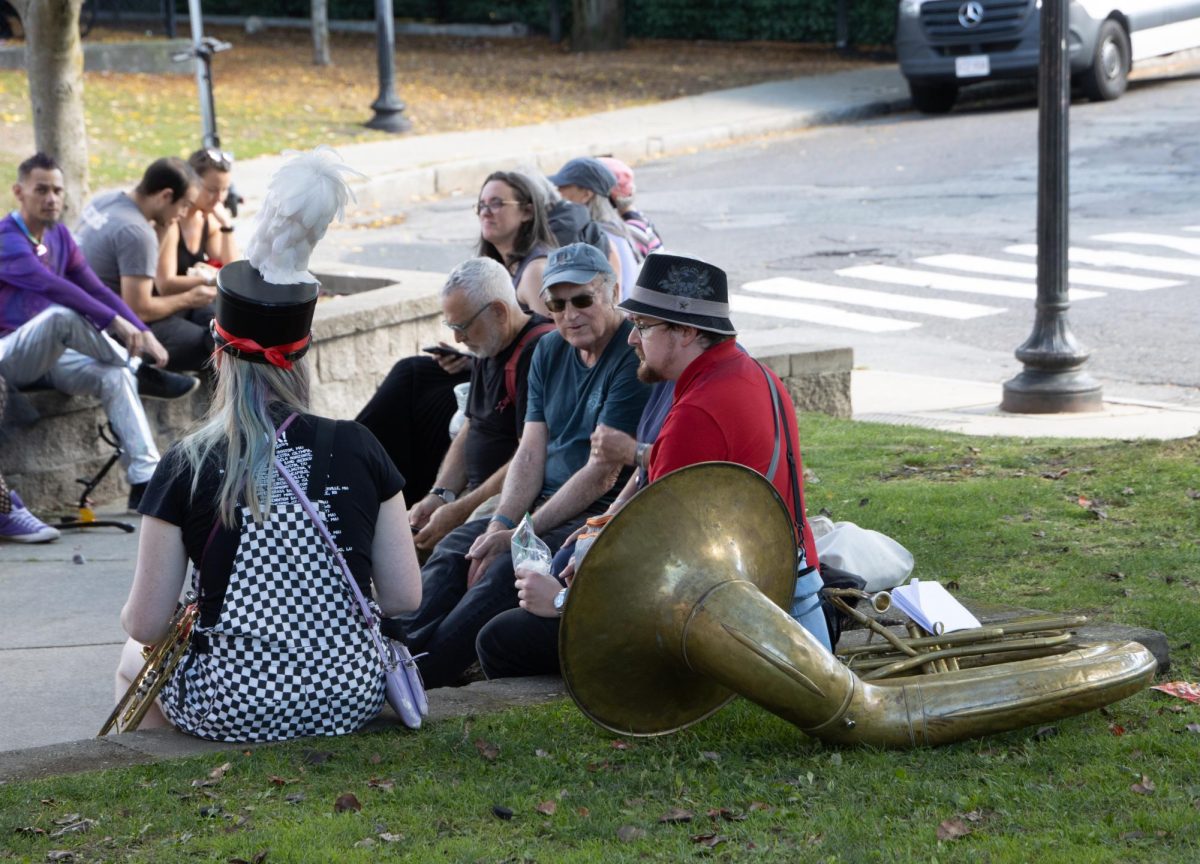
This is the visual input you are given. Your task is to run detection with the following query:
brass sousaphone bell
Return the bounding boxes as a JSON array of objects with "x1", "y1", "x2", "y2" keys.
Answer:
[{"x1": 559, "y1": 463, "x2": 1157, "y2": 748}]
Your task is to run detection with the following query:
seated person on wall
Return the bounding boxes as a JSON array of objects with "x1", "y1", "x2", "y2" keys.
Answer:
[
  {"x1": 76, "y1": 156, "x2": 215, "y2": 374},
  {"x1": 116, "y1": 150, "x2": 423, "y2": 742},
  {"x1": 518, "y1": 166, "x2": 616, "y2": 271},
  {"x1": 0, "y1": 372, "x2": 60, "y2": 543},
  {"x1": 597, "y1": 156, "x2": 665, "y2": 259},
  {"x1": 548, "y1": 157, "x2": 640, "y2": 301},
  {"x1": 154, "y1": 147, "x2": 238, "y2": 326},
  {"x1": 0, "y1": 153, "x2": 197, "y2": 512},
  {"x1": 356, "y1": 169, "x2": 559, "y2": 502},
  {"x1": 396, "y1": 243, "x2": 650, "y2": 689},
  {"x1": 403, "y1": 258, "x2": 554, "y2": 554},
  {"x1": 475, "y1": 253, "x2": 828, "y2": 681}
]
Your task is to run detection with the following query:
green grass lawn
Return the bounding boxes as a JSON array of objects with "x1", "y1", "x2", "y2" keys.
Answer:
[{"x1": 2, "y1": 416, "x2": 1198, "y2": 863}]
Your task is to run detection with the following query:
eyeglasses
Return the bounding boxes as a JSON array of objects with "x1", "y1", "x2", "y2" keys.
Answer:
[
  {"x1": 475, "y1": 199, "x2": 521, "y2": 216},
  {"x1": 631, "y1": 319, "x2": 670, "y2": 336},
  {"x1": 544, "y1": 292, "x2": 597, "y2": 314},
  {"x1": 203, "y1": 148, "x2": 234, "y2": 171},
  {"x1": 443, "y1": 303, "x2": 492, "y2": 334}
]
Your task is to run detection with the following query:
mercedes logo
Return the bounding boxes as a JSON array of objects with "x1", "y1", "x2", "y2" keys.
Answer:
[{"x1": 958, "y1": 0, "x2": 985, "y2": 28}]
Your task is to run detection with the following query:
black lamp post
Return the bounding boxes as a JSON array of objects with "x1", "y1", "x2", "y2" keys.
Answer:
[
  {"x1": 365, "y1": 0, "x2": 412, "y2": 133},
  {"x1": 1000, "y1": 0, "x2": 1101, "y2": 413}
]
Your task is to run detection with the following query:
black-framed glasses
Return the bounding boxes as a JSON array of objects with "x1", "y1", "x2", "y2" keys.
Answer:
[
  {"x1": 544, "y1": 292, "x2": 597, "y2": 314},
  {"x1": 443, "y1": 303, "x2": 492, "y2": 334},
  {"x1": 475, "y1": 199, "x2": 520, "y2": 216},
  {"x1": 631, "y1": 319, "x2": 670, "y2": 336}
]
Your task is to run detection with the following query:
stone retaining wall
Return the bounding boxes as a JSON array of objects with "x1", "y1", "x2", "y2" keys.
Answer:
[
  {"x1": 1, "y1": 265, "x2": 850, "y2": 512},
  {"x1": 0, "y1": 39, "x2": 192, "y2": 75}
]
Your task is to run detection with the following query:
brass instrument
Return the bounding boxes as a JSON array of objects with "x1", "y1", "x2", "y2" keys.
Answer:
[
  {"x1": 99, "y1": 596, "x2": 198, "y2": 736},
  {"x1": 559, "y1": 463, "x2": 1157, "y2": 748}
]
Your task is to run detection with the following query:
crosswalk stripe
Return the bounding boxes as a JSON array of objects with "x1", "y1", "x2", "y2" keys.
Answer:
[
  {"x1": 1092, "y1": 231, "x2": 1200, "y2": 256},
  {"x1": 835, "y1": 264, "x2": 1106, "y2": 301},
  {"x1": 729, "y1": 294, "x2": 919, "y2": 333},
  {"x1": 916, "y1": 253, "x2": 1180, "y2": 290},
  {"x1": 1006, "y1": 244, "x2": 1200, "y2": 278},
  {"x1": 1186, "y1": 226, "x2": 1200, "y2": 233},
  {"x1": 742, "y1": 277, "x2": 1003, "y2": 320}
]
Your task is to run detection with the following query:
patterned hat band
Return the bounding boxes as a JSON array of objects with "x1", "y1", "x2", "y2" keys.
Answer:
[{"x1": 625, "y1": 284, "x2": 731, "y2": 318}]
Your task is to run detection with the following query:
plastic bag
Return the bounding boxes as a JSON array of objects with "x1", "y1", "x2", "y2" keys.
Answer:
[{"x1": 510, "y1": 513, "x2": 552, "y2": 576}]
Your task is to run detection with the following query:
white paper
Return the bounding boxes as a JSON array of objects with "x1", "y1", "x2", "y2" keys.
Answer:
[{"x1": 889, "y1": 579, "x2": 981, "y2": 635}]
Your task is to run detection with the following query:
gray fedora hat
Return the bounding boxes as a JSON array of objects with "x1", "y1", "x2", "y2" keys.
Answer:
[{"x1": 618, "y1": 252, "x2": 736, "y2": 335}]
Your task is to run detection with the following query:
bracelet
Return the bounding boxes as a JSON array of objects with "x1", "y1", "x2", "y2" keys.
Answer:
[
  {"x1": 489, "y1": 513, "x2": 516, "y2": 530},
  {"x1": 635, "y1": 442, "x2": 651, "y2": 469},
  {"x1": 219, "y1": 225, "x2": 235, "y2": 234}
]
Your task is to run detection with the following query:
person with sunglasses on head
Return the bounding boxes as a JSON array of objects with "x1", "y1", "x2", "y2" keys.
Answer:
[
  {"x1": 76, "y1": 157, "x2": 215, "y2": 375},
  {"x1": 475, "y1": 253, "x2": 830, "y2": 684},
  {"x1": 395, "y1": 242, "x2": 650, "y2": 689}
]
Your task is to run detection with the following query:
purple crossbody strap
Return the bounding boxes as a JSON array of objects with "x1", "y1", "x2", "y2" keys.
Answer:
[{"x1": 271, "y1": 445, "x2": 394, "y2": 668}]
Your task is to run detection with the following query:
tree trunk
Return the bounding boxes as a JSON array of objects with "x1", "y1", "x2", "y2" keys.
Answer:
[
  {"x1": 312, "y1": 0, "x2": 331, "y2": 66},
  {"x1": 14, "y1": 0, "x2": 89, "y2": 219},
  {"x1": 571, "y1": 0, "x2": 624, "y2": 51}
]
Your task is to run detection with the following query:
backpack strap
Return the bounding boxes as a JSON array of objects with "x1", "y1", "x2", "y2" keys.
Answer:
[{"x1": 496, "y1": 322, "x2": 554, "y2": 413}]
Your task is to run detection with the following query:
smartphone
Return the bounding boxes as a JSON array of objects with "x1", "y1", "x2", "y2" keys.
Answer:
[{"x1": 423, "y1": 345, "x2": 467, "y2": 358}]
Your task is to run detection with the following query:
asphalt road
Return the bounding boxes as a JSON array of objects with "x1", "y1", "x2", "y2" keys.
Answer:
[{"x1": 319, "y1": 62, "x2": 1200, "y2": 406}]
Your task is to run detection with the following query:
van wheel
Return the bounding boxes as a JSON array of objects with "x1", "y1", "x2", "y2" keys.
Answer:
[
  {"x1": 909, "y1": 81, "x2": 958, "y2": 114},
  {"x1": 1082, "y1": 19, "x2": 1130, "y2": 101}
]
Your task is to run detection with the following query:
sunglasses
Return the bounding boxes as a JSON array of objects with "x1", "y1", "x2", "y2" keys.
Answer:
[
  {"x1": 544, "y1": 292, "x2": 597, "y2": 314},
  {"x1": 203, "y1": 148, "x2": 234, "y2": 171}
]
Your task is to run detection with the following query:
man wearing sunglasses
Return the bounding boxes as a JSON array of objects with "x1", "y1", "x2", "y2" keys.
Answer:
[{"x1": 397, "y1": 243, "x2": 649, "y2": 689}]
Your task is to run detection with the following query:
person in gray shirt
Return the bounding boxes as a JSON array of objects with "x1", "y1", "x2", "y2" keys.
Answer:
[{"x1": 77, "y1": 158, "x2": 215, "y2": 372}]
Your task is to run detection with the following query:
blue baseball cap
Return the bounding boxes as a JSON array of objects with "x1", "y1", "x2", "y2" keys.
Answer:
[
  {"x1": 547, "y1": 157, "x2": 617, "y2": 198},
  {"x1": 542, "y1": 242, "x2": 614, "y2": 291}
]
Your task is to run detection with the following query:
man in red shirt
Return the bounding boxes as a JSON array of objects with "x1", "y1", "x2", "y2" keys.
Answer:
[{"x1": 476, "y1": 253, "x2": 829, "y2": 681}]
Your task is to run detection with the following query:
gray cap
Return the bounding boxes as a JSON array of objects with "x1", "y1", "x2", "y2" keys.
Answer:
[
  {"x1": 547, "y1": 157, "x2": 617, "y2": 198},
  {"x1": 542, "y1": 242, "x2": 614, "y2": 291}
]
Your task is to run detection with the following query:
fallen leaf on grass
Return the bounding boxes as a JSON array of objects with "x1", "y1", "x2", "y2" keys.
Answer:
[
  {"x1": 209, "y1": 762, "x2": 232, "y2": 780},
  {"x1": 1120, "y1": 830, "x2": 1167, "y2": 841},
  {"x1": 368, "y1": 754, "x2": 382, "y2": 765},
  {"x1": 1041, "y1": 469, "x2": 1069, "y2": 480},
  {"x1": 747, "y1": 801, "x2": 773, "y2": 812},
  {"x1": 227, "y1": 850, "x2": 269, "y2": 864},
  {"x1": 1185, "y1": 489, "x2": 1200, "y2": 500},
  {"x1": 366, "y1": 778, "x2": 395, "y2": 792},
  {"x1": 284, "y1": 793, "x2": 305, "y2": 804},
  {"x1": 937, "y1": 818, "x2": 972, "y2": 841},
  {"x1": 707, "y1": 807, "x2": 747, "y2": 822},
  {"x1": 690, "y1": 832, "x2": 727, "y2": 847},
  {"x1": 535, "y1": 800, "x2": 557, "y2": 816},
  {"x1": 658, "y1": 807, "x2": 694, "y2": 824},
  {"x1": 1150, "y1": 681, "x2": 1200, "y2": 703},
  {"x1": 266, "y1": 775, "x2": 296, "y2": 787},
  {"x1": 1185, "y1": 723, "x2": 1200, "y2": 734},
  {"x1": 1109, "y1": 724, "x2": 1126, "y2": 736},
  {"x1": 577, "y1": 807, "x2": 590, "y2": 817},
  {"x1": 353, "y1": 838, "x2": 375, "y2": 848},
  {"x1": 534, "y1": 748, "x2": 551, "y2": 758},
  {"x1": 610, "y1": 739, "x2": 630, "y2": 750},
  {"x1": 334, "y1": 794, "x2": 362, "y2": 813},
  {"x1": 14, "y1": 826, "x2": 47, "y2": 836},
  {"x1": 46, "y1": 852, "x2": 75, "y2": 862},
  {"x1": 1131, "y1": 776, "x2": 1156, "y2": 795},
  {"x1": 378, "y1": 832, "x2": 403, "y2": 842},
  {"x1": 300, "y1": 749, "x2": 334, "y2": 765},
  {"x1": 1033, "y1": 725, "x2": 1058, "y2": 741},
  {"x1": 474, "y1": 739, "x2": 499, "y2": 761},
  {"x1": 491, "y1": 805, "x2": 513, "y2": 820},
  {"x1": 616, "y1": 825, "x2": 646, "y2": 842},
  {"x1": 49, "y1": 817, "x2": 96, "y2": 838},
  {"x1": 700, "y1": 750, "x2": 720, "y2": 762}
]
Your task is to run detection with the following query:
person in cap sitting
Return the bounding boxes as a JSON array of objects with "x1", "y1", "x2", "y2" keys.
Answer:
[
  {"x1": 396, "y1": 242, "x2": 649, "y2": 689},
  {"x1": 116, "y1": 151, "x2": 422, "y2": 742},
  {"x1": 548, "y1": 157, "x2": 640, "y2": 302},
  {"x1": 475, "y1": 252, "x2": 829, "y2": 682}
]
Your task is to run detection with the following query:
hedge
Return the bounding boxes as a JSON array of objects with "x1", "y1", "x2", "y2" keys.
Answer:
[{"x1": 189, "y1": 1, "x2": 897, "y2": 45}]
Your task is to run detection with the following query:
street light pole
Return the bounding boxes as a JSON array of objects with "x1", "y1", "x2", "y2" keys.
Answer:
[
  {"x1": 365, "y1": 0, "x2": 412, "y2": 133},
  {"x1": 1001, "y1": 0, "x2": 1101, "y2": 413}
]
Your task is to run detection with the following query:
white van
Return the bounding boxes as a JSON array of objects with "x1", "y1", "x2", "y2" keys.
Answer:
[{"x1": 896, "y1": 0, "x2": 1200, "y2": 112}]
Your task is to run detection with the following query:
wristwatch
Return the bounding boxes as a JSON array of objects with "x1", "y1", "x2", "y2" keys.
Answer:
[
  {"x1": 553, "y1": 587, "x2": 569, "y2": 615},
  {"x1": 429, "y1": 486, "x2": 457, "y2": 504}
]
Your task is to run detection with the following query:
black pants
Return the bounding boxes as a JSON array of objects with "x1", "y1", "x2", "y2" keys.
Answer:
[
  {"x1": 149, "y1": 304, "x2": 215, "y2": 372},
  {"x1": 356, "y1": 355, "x2": 470, "y2": 503},
  {"x1": 476, "y1": 608, "x2": 562, "y2": 680}
]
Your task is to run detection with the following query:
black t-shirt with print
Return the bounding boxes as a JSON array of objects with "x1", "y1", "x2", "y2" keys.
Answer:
[
  {"x1": 139, "y1": 411, "x2": 404, "y2": 627},
  {"x1": 463, "y1": 314, "x2": 553, "y2": 489}
]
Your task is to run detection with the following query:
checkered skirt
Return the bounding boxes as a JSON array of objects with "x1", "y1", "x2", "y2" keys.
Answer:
[{"x1": 160, "y1": 502, "x2": 385, "y2": 742}]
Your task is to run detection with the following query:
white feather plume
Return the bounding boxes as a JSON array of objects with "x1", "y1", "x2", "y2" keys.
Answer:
[{"x1": 245, "y1": 147, "x2": 363, "y2": 285}]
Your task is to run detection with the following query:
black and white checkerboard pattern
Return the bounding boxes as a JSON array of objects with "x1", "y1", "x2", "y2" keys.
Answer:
[{"x1": 162, "y1": 502, "x2": 384, "y2": 742}]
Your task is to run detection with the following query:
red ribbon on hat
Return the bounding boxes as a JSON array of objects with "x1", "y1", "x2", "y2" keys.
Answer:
[{"x1": 213, "y1": 321, "x2": 309, "y2": 371}]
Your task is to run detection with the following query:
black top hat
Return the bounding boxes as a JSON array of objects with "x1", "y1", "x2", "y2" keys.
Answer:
[
  {"x1": 214, "y1": 259, "x2": 319, "y2": 369},
  {"x1": 617, "y1": 253, "x2": 736, "y2": 335}
]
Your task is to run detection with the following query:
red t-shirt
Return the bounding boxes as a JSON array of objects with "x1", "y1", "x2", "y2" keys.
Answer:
[{"x1": 648, "y1": 340, "x2": 819, "y2": 567}]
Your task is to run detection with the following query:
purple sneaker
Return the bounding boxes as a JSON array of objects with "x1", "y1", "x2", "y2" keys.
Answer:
[{"x1": 0, "y1": 492, "x2": 61, "y2": 544}]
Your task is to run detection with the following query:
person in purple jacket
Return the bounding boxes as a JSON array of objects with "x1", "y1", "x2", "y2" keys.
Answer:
[{"x1": 0, "y1": 153, "x2": 197, "y2": 511}]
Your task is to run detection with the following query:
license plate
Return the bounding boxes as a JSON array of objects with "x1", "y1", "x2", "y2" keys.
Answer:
[{"x1": 955, "y1": 55, "x2": 991, "y2": 78}]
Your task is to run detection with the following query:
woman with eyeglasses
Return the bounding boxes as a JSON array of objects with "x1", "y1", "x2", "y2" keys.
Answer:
[
  {"x1": 474, "y1": 171, "x2": 557, "y2": 315},
  {"x1": 149, "y1": 149, "x2": 237, "y2": 372}
]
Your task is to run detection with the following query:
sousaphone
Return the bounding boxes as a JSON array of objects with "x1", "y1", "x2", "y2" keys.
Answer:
[{"x1": 559, "y1": 463, "x2": 1156, "y2": 748}]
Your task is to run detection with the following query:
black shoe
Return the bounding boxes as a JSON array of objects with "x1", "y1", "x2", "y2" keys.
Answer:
[
  {"x1": 127, "y1": 482, "x2": 148, "y2": 514},
  {"x1": 136, "y1": 364, "x2": 199, "y2": 400}
]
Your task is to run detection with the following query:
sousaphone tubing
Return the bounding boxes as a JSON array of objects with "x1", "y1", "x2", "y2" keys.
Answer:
[{"x1": 559, "y1": 463, "x2": 1157, "y2": 747}]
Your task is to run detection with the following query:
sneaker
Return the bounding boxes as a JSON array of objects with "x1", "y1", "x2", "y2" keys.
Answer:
[
  {"x1": 0, "y1": 492, "x2": 61, "y2": 543},
  {"x1": 127, "y1": 482, "x2": 148, "y2": 514},
  {"x1": 136, "y1": 364, "x2": 199, "y2": 400}
]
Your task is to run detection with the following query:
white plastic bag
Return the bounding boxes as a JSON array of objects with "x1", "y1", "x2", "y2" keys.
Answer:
[
  {"x1": 510, "y1": 513, "x2": 552, "y2": 576},
  {"x1": 815, "y1": 520, "x2": 914, "y2": 593}
]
